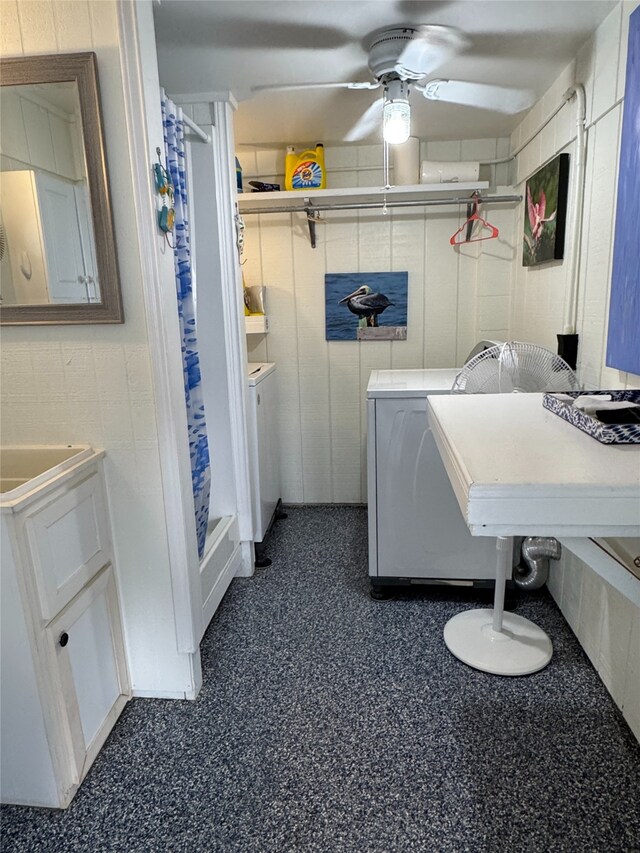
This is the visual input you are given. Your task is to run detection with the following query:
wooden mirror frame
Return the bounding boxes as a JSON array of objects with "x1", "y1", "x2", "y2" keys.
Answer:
[{"x1": 0, "y1": 52, "x2": 124, "y2": 325}]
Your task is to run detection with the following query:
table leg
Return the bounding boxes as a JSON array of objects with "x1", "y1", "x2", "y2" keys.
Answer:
[
  {"x1": 492, "y1": 535, "x2": 510, "y2": 632},
  {"x1": 443, "y1": 536, "x2": 553, "y2": 676}
]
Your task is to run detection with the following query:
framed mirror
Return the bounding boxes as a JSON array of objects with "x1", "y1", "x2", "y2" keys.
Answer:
[{"x1": 0, "y1": 52, "x2": 123, "y2": 324}]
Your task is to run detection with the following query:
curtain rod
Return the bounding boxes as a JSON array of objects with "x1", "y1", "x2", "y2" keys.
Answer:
[
  {"x1": 239, "y1": 194, "x2": 521, "y2": 215},
  {"x1": 182, "y1": 113, "x2": 210, "y2": 143}
]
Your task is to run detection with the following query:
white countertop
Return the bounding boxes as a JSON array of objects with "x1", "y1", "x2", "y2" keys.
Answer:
[
  {"x1": 427, "y1": 393, "x2": 640, "y2": 537},
  {"x1": 368, "y1": 368, "x2": 459, "y2": 398}
]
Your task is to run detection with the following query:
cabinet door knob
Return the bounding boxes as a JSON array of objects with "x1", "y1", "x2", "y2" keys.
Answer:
[{"x1": 59, "y1": 632, "x2": 69, "y2": 647}]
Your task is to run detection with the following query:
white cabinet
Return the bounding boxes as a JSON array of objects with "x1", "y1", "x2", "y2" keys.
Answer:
[
  {"x1": 26, "y1": 469, "x2": 111, "y2": 620},
  {"x1": 46, "y1": 567, "x2": 128, "y2": 783},
  {"x1": 0, "y1": 452, "x2": 129, "y2": 808},
  {"x1": 246, "y1": 363, "x2": 281, "y2": 543}
]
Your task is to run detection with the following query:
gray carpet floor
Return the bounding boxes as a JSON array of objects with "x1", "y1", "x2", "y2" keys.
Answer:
[{"x1": 2, "y1": 506, "x2": 639, "y2": 853}]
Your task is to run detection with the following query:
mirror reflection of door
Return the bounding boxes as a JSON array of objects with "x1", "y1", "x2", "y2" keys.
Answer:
[
  {"x1": 0, "y1": 170, "x2": 49, "y2": 304},
  {"x1": 0, "y1": 80, "x2": 100, "y2": 306},
  {"x1": 37, "y1": 173, "x2": 98, "y2": 303}
]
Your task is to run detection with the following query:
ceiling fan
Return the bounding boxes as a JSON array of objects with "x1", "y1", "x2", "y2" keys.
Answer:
[{"x1": 252, "y1": 25, "x2": 535, "y2": 143}]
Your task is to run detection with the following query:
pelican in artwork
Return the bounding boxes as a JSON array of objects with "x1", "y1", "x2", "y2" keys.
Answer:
[{"x1": 338, "y1": 285, "x2": 394, "y2": 328}]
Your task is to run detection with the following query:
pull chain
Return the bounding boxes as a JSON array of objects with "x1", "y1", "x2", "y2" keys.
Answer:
[{"x1": 382, "y1": 139, "x2": 390, "y2": 215}]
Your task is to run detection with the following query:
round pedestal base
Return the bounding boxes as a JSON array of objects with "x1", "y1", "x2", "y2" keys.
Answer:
[{"x1": 443, "y1": 609, "x2": 553, "y2": 676}]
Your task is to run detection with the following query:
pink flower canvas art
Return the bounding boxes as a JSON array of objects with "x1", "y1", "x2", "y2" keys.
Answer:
[{"x1": 522, "y1": 153, "x2": 570, "y2": 266}]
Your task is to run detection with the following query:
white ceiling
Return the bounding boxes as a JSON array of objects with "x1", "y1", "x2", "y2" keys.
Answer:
[{"x1": 153, "y1": 0, "x2": 617, "y2": 147}]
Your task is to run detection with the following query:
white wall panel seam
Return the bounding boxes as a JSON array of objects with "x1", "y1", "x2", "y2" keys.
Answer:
[
  {"x1": 455, "y1": 219, "x2": 461, "y2": 364},
  {"x1": 421, "y1": 210, "x2": 427, "y2": 365},
  {"x1": 49, "y1": 3, "x2": 64, "y2": 52},
  {"x1": 290, "y1": 213, "x2": 306, "y2": 502},
  {"x1": 587, "y1": 96, "x2": 625, "y2": 132},
  {"x1": 323, "y1": 213, "x2": 335, "y2": 502},
  {"x1": 13, "y1": 0, "x2": 25, "y2": 52},
  {"x1": 18, "y1": 0, "x2": 59, "y2": 53}
]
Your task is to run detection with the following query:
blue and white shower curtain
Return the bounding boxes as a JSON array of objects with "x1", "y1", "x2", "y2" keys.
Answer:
[{"x1": 162, "y1": 94, "x2": 211, "y2": 560}]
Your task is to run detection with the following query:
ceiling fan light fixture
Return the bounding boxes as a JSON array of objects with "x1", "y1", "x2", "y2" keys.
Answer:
[
  {"x1": 383, "y1": 78, "x2": 411, "y2": 144},
  {"x1": 383, "y1": 100, "x2": 411, "y2": 144}
]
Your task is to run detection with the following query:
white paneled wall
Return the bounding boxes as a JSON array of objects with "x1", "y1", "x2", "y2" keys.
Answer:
[
  {"x1": 510, "y1": 1, "x2": 639, "y2": 741},
  {"x1": 510, "y1": 1, "x2": 639, "y2": 392},
  {"x1": 241, "y1": 140, "x2": 515, "y2": 503},
  {"x1": 0, "y1": 1, "x2": 196, "y2": 696},
  {"x1": 0, "y1": 88, "x2": 84, "y2": 181}
]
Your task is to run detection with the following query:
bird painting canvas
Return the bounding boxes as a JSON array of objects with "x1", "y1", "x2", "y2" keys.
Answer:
[{"x1": 325, "y1": 272, "x2": 408, "y2": 341}]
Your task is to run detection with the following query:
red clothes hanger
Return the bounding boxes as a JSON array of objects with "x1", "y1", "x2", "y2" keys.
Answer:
[{"x1": 449, "y1": 194, "x2": 499, "y2": 245}]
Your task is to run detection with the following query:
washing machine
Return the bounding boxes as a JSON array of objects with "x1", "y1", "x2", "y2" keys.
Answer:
[
  {"x1": 366, "y1": 342, "x2": 512, "y2": 591},
  {"x1": 246, "y1": 363, "x2": 282, "y2": 554}
]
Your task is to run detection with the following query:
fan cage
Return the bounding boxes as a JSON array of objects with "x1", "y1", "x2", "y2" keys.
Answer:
[{"x1": 452, "y1": 342, "x2": 580, "y2": 395}]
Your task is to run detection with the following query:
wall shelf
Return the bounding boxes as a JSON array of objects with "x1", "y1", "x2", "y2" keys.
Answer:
[
  {"x1": 236, "y1": 182, "x2": 523, "y2": 249},
  {"x1": 237, "y1": 181, "x2": 490, "y2": 213},
  {"x1": 245, "y1": 314, "x2": 268, "y2": 334}
]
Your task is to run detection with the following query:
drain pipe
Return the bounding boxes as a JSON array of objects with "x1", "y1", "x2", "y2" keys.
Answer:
[
  {"x1": 557, "y1": 84, "x2": 587, "y2": 371},
  {"x1": 514, "y1": 537, "x2": 562, "y2": 591},
  {"x1": 479, "y1": 85, "x2": 587, "y2": 370}
]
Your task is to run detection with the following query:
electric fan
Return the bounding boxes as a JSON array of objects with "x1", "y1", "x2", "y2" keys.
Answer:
[
  {"x1": 443, "y1": 342, "x2": 580, "y2": 677},
  {"x1": 452, "y1": 341, "x2": 580, "y2": 395}
]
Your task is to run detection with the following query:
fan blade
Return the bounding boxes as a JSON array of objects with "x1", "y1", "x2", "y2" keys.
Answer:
[
  {"x1": 343, "y1": 97, "x2": 384, "y2": 142},
  {"x1": 421, "y1": 79, "x2": 535, "y2": 114},
  {"x1": 395, "y1": 25, "x2": 470, "y2": 81},
  {"x1": 252, "y1": 81, "x2": 380, "y2": 94}
]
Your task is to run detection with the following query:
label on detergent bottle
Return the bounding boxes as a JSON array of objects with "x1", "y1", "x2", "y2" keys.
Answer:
[
  {"x1": 285, "y1": 144, "x2": 326, "y2": 191},
  {"x1": 235, "y1": 157, "x2": 243, "y2": 193}
]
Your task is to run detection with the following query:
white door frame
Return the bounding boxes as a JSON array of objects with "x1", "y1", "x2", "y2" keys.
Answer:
[
  {"x1": 209, "y1": 101, "x2": 254, "y2": 559},
  {"x1": 117, "y1": 2, "x2": 254, "y2": 662},
  {"x1": 117, "y1": 0, "x2": 202, "y2": 656}
]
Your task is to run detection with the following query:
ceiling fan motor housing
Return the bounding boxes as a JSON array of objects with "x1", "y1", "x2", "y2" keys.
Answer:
[{"x1": 368, "y1": 27, "x2": 418, "y2": 82}]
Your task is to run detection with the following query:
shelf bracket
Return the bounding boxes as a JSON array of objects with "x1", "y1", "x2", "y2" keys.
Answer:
[{"x1": 304, "y1": 198, "x2": 320, "y2": 249}]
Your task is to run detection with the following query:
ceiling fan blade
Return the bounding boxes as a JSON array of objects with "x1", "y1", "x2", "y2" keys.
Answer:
[
  {"x1": 343, "y1": 97, "x2": 384, "y2": 142},
  {"x1": 421, "y1": 79, "x2": 535, "y2": 114},
  {"x1": 252, "y1": 81, "x2": 380, "y2": 94},
  {"x1": 395, "y1": 25, "x2": 470, "y2": 81}
]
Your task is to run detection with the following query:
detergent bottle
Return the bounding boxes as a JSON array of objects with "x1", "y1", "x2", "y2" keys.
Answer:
[
  {"x1": 285, "y1": 144, "x2": 326, "y2": 191},
  {"x1": 235, "y1": 157, "x2": 243, "y2": 193}
]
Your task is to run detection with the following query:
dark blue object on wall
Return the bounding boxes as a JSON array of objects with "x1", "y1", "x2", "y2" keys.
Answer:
[{"x1": 606, "y1": 6, "x2": 640, "y2": 376}]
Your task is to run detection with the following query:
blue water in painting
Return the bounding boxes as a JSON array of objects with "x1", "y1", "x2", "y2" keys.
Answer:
[
  {"x1": 607, "y1": 6, "x2": 640, "y2": 375},
  {"x1": 325, "y1": 272, "x2": 408, "y2": 341}
]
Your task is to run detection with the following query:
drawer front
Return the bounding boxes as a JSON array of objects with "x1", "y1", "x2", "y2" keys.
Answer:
[{"x1": 24, "y1": 469, "x2": 112, "y2": 620}]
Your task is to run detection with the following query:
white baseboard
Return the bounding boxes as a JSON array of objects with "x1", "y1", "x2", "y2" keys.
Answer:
[
  {"x1": 132, "y1": 688, "x2": 194, "y2": 700},
  {"x1": 235, "y1": 540, "x2": 255, "y2": 577},
  {"x1": 201, "y1": 541, "x2": 242, "y2": 632}
]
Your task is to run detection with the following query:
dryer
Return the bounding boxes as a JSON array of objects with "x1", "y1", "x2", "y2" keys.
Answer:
[{"x1": 367, "y1": 350, "x2": 512, "y2": 593}]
